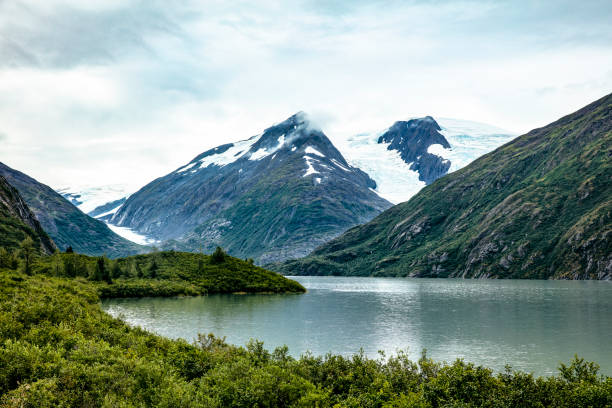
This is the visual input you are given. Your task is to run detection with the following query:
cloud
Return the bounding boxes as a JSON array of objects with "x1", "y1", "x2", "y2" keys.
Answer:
[
  {"x1": 0, "y1": 0, "x2": 181, "y2": 68},
  {"x1": 0, "y1": 0, "x2": 611, "y2": 189}
]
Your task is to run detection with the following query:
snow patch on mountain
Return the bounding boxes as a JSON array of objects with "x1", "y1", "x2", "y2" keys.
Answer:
[
  {"x1": 249, "y1": 134, "x2": 286, "y2": 161},
  {"x1": 303, "y1": 156, "x2": 319, "y2": 177},
  {"x1": 427, "y1": 143, "x2": 449, "y2": 158},
  {"x1": 196, "y1": 135, "x2": 260, "y2": 169},
  {"x1": 305, "y1": 146, "x2": 325, "y2": 157}
]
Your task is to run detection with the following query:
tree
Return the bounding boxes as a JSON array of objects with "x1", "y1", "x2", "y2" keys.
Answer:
[
  {"x1": 19, "y1": 237, "x2": 36, "y2": 275},
  {"x1": 211, "y1": 247, "x2": 226, "y2": 264},
  {"x1": 110, "y1": 260, "x2": 122, "y2": 279},
  {"x1": 63, "y1": 254, "x2": 76, "y2": 277},
  {"x1": 0, "y1": 247, "x2": 13, "y2": 269},
  {"x1": 93, "y1": 257, "x2": 112, "y2": 284},
  {"x1": 65, "y1": 246, "x2": 73, "y2": 254},
  {"x1": 149, "y1": 259, "x2": 158, "y2": 279}
]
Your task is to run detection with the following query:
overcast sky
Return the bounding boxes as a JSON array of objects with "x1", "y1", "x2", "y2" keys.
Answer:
[{"x1": 1, "y1": 0, "x2": 611, "y2": 190}]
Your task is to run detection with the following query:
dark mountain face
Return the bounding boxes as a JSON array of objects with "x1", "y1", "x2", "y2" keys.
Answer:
[
  {"x1": 0, "y1": 175, "x2": 56, "y2": 254},
  {"x1": 0, "y1": 162, "x2": 145, "y2": 258},
  {"x1": 378, "y1": 116, "x2": 451, "y2": 184},
  {"x1": 276, "y1": 93, "x2": 612, "y2": 280},
  {"x1": 111, "y1": 112, "x2": 392, "y2": 263}
]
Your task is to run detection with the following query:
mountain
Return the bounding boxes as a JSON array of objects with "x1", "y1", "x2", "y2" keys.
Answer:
[
  {"x1": 110, "y1": 112, "x2": 392, "y2": 263},
  {"x1": 336, "y1": 117, "x2": 515, "y2": 204},
  {"x1": 0, "y1": 175, "x2": 56, "y2": 254},
  {"x1": 0, "y1": 162, "x2": 145, "y2": 258},
  {"x1": 378, "y1": 116, "x2": 451, "y2": 184},
  {"x1": 275, "y1": 94, "x2": 612, "y2": 280}
]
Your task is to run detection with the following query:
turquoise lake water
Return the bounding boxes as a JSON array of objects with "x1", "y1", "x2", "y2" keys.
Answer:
[{"x1": 102, "y1": 276, "x2": 612, "y2": 376}]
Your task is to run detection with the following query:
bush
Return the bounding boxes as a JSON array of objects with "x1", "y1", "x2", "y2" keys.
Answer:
[{"x1": 0, "y1": 273, "x2": 610, "y2": 407}]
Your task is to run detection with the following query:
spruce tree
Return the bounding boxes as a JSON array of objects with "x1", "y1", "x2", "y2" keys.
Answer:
[
  {"x1": 149, "y1": 259, "x2": 158, "y2": 279},
  {"x1": 19, "y1": 237, "x2": 36, "y2": 275},
  {"x1": 211, "y1": 247, "x2": 226, "y2": 264}
]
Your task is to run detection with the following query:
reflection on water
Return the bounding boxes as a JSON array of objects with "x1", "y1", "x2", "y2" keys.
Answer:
[{"x1": 102, "y1": 276, "x2": 612, "y2": 376}]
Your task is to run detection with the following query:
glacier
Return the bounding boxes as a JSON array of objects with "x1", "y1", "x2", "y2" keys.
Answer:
[{"x1": 335, "y1": 118, "x2": 515, "y2": 204}]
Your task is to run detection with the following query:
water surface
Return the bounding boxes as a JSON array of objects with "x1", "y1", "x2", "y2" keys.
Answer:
[{"x1": 102, "y1": 276, "x2": 612, "y2": 376}]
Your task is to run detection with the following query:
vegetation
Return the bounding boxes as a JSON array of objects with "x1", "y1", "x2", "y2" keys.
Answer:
[
  {"x1": 0, "y1": 271, "x2": 610, "y2": 407},
  {"x1": 276, "y1": 93, "x2": 612, "y2": 279},
  {"x1": 23, "y1": 249, "x2": 305, "y2": 297}
]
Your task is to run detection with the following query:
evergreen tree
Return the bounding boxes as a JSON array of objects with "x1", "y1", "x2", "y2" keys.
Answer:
[
  {"x1": 65, "y1": 246, "x2": 73, "y2": 254},
  {"x1": 149, "y1": 259, "x2": 158, "y2": 279},
  {"x1": 211, "y1": 246, "x2": 226, "y2": 264},
  {"x1": 0, "y1": 247, "x2": 10, "y2": 269},
  {"x1": 110, "y1": 260, "x2": 122, "y2": 279},
  {"x1": 51, "y1": 252, "x2": 62, "y2": 276},
  {"x1": 93, "y1": 257, "x2": 112, "y2": 284},
  {"x1": 19, "y1": 237, "x2": 36, "y2": 275},
  {"x1": 197, "y1": 255, "x2": 204, "y2": 273},
  {"x1": 63, "y1": 254, "x2": 76, "y2": 277}
]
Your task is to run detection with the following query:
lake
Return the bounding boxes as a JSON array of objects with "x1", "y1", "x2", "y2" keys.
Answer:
[{"x1": 102, "y1": 276, "x2": 612, "y2": 376}]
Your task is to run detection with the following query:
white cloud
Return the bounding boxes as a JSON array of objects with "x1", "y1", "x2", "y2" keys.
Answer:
[{"x1": 0, "y1": 0, "x2": 611, "y2": 189}]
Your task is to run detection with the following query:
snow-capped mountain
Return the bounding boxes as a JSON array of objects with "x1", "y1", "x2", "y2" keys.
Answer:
[
  {"x1": 335, "y1": 117, "x2": 515, "y2": 204},
  {"x1": 110, "y1": 112, "x2": 391, "y2": 263},
  {"x1": 71, "y1": 114, "x2": 513, "y2": 250}
]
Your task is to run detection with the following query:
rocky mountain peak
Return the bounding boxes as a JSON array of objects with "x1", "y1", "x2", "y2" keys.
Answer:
[{"x1": 378, "y1": 116, "x2": 452, "y2": 184}]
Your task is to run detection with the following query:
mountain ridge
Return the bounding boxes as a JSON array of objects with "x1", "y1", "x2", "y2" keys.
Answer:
[
  {"x1": 0, "y1": 162, "x2": 146, "y2": 258},
  {"x1": 0, "y1": 175, "x2": 56, "y2": 254},
  {"x1": 274, "y1": 93, "x2": 612, "y2": 279}
]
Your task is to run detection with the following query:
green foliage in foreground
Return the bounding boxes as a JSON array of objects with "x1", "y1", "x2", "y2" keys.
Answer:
[
  {"x1": 26, "y1": 249, "x2": 306, "y2": 297},
  {"x1": 0, "y1": 272, "x2": 610, "y2": 407}
]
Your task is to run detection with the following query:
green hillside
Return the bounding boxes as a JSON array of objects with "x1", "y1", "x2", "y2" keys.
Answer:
[
  {"x1": 275, "y1": 93, "x2": 612, "y2": 279},
  {"x1": 29, "y1": 249, "x2": 305, "y2": 297}
]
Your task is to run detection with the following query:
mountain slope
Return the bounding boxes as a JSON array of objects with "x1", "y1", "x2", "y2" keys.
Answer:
[
  {"x1": 0, "y1": 176, "x2": 56, "y2": 254},
  {"x1": 111, "y1": 112, "x2": 392, "y2": 263},
  {"x1": 275, "y1": 94, "x2": 612, "y2": 280},
  {"x1": 0, "y1": 163, "x2": 145, "y2": 258}
]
